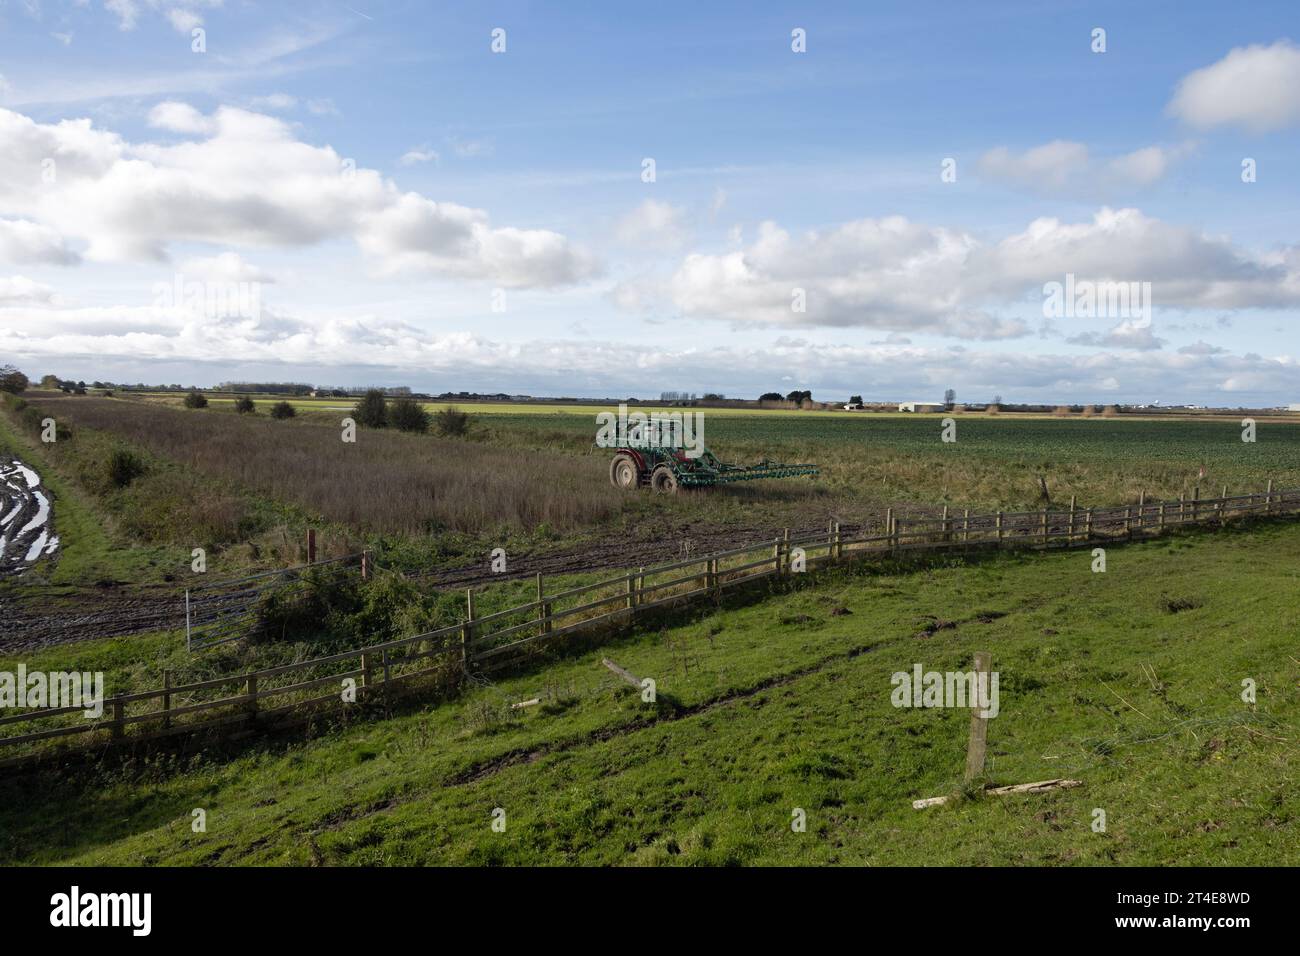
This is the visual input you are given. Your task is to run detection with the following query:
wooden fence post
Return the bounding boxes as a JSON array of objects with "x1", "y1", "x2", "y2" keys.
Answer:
[
  {"x1": 1266, "y1": 479, "x2": 1274, "y2": 514},
  {"x1": 996, "y1": 510, "x2": 1003, "y2": 547},
  {"x1": 1039, "y1": 507, "x2": 1048, "y2": 548},
  {"x1": 1137, "y1": 491, "x2": 1145, "y2": 533},
  {"x1": 360, "y1": 652, "x2": 371, "y2": 691},
  {"x1": 1192, "y1": 485, "x2": 1199, "y2": 523},
  {"x1": 964, "y1": 651, "x2": 992, "y2": 782},
  {"x1": 1178, "y1": 493, "x2": 1186, "y2": 524},
  {"x1": 246, "y1": 674, "x2": 258, "y2": 723},
  {"x1": 962, "y1": 509, "x2": 970, "y2": 547},
  {"x1": 833, "y1": 521, "x2": 842, "y2": 559},
  {"x1": 162, "y1": 669, "x2": 172, "y2": 730},
  {"x1": 306, "y1": 528, "x2": 317, "y2": 565},
  {"x1": 1085, "y1": 507, "x2": 1093, "y2": 539},
  {"x1": 461, "y1": 588, "x2": 475, "y2": 674},
  {"x1": 1220, "y1": 485, "x2": 1228, "y2": 521},
  {"x1": 625, "y1": 571, "x2": 636, "y2": 610},
  {"x1": 1125, "y1": 505, "x2": 1133, "y2": 540},
  {"x1": 1159, "y1": 502, "x2": 1166, "y2": 528},
  {"x1": 537, "y1": 572, "x2": 551, "y2": 634},
  {"x1": 1068, "y1": 496, "x2": 1077, "y2": 543},
  {"x1": 361, "y1": 549, "x2": 370, "y2": 581},
  {"x1": 885, "y1": 508, "x2": 894, "y2": 554},
  {"x1": 941, "y1": 504, "x2": 950, "y2": 546}
]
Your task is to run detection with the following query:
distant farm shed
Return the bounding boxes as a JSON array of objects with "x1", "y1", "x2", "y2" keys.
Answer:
[{"x1": 898, "y1": 401, "x2": 944, "y2": 413}]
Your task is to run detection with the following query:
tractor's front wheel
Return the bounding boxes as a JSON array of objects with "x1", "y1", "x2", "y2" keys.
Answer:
[
  {"x1": 650, "y1": 465, "x2": 679, "y2": 494},
  {"x1": 610, "y1": 454, "x2": 639, "y2": 489}
]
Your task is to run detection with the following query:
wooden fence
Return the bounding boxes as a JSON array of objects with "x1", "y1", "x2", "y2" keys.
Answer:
[{"x1": 2, "y1": 482, "x2": 1297, "y2": 764}]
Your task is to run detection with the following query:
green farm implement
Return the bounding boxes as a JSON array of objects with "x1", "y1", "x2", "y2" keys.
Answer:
[{"x1": 607, "y1": 444, "x2": 819, "y2": 493}]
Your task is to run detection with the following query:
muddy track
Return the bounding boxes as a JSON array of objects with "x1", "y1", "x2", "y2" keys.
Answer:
[{"x1": 0, "y1": 458, "x2": 56, "y2": 581}]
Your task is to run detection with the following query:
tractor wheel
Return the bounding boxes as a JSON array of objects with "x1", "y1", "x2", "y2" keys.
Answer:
[
  {"x1": 650, "y1": 465, "x2": 679, "y2": 494},
  {"x1": 609, "y1": 454, "x2": 639, "y2": 489}
]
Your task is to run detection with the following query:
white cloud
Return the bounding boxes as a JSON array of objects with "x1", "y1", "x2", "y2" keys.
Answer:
[
  {"x1": 178, "y1": 251, "x2": 275, "y2": 283},
  {"x1": 0, "y1": 218, "x2": 80, "y2": 265},
  {"x1": 0, "y1": 275, "x2": 56, "y2": 305},
  {"x1": 147, "y1": 100, "x2": 214, "y2": 134},
  {"x1": 399, "y1": 145, "x2": 439, "y2": 166},
  {"x1": 248, "y1": 93, "x2": 297, "y2": 112},
  {"x1": 978, "y1": 140, "x2": 1181, "y2": 194},
  {"x1": 613, "y1": 199, "x2": 689, "y2": 252},
  {"x1": 650, "y1": 207, "x2": 1300, "y2": 335},
  {"x1": 105, "y1": 0, "x2": 140, "y2": 31},
  {"x1": 50, "y1": 32, "x2": 74, "y2": 46},
  {"x1": 0, "y1": 104, "x2": 598, "y2": 287},
  {"x1": 166, "y1": 8, "x2": 204, "y2": 33},
  {"x1": 1169, "y1": 40, "x2": 1300, "y2": 132},
  {"x1": 1, "y1": 302, "x2": 1294, "y2": 405}
]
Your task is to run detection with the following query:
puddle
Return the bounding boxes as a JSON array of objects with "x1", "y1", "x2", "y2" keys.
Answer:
[{"x1": 0, "y1": 459, "x2": 57, "y2": 577}]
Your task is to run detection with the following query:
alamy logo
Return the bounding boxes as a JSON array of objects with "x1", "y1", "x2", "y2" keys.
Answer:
[
  {"x1": 152, "y1": 273, "x2": 262, "y2": 320},
  {"x1": 595, "y1": 403, "x2": 705, "y2": 459},
  {"x1": 1042, "y1": 273, "x2": 1152, "y2": 325},
  {"x1": 50, "y1": 886, "x2": 151, "y2": 936},
  {"x1": 891, "y1": 664, "x2": 999, "y2": 718},
  {"x1": 0, "y1": 665, "x2": 104, "y2": 718}
]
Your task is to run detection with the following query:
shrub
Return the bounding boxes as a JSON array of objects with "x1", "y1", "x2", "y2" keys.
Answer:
[
  {"x1": 0, "y1": 365, "x2": 28, "y2": 394},
  {"x1": 183, "y1": 390, "x2": 209, "y2": 409},
  {"x1": 353, "y1": 389, "x2": 388, "y2": 428},
  {"x1": 234, "y1": 396, "x2": 256, "y2": 414},
  {"x1": 389, "y1": 398, "x2": 430, "y2": 433},
  {"x1": 106, "y1": 448, "x2": 146, "y2": 488},
  {"x1": 270, "y1": 401, "x2": 296, "y2": 420},
  {"x1": 433, "y1": 406, "x2": 470, "y2": 437}
]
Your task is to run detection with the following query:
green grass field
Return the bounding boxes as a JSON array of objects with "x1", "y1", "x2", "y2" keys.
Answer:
[{"x1": 4, "y1": 520, "x2": 1296, "y2": 866}]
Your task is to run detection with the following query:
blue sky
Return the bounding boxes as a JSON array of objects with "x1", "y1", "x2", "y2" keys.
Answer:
[{"x1": 1, "y1": 0, "x2": 1299, "y2": 403}]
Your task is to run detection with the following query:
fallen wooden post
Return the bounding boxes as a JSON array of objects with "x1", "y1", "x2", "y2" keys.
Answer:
[
  {"x1": 601, "y1": 658, "x2": 642, "y2": 688},
  {"x1": 510, "y1": 698, "x2": 541, "y2": 710},
  {"x1": 912, "y1": 778, "x2": 1082, "y2": 810}
]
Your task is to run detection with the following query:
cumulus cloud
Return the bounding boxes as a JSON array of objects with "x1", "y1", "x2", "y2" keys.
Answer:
[
  {"x1": 978, "y1": 140, "x2": 1182, "y2": 194},
  {"x1": 0, "y1": 218, "x2": 80, "y2": 265},
  {"x1": 178, "y1": 251, "x2": 275, "y2": 283},
  {"x1": 0, "y1": 104, "x2": 598, "y2": 287},
  {"x1": 0, "y1": 275, "x2": 56, "y2": 305},
  {"x1": 1168, "y1": 40, "x2": 1300, "y2": 131},
  {"x1": 1, "y1": 300, "x2": 1294, "y2": 405},
  {"x1": 613, "y1": 199, "x2": 689, "y2": 252},
  {"x1": 652, "y1": 207, "x2": 1300, "y2": 336}
]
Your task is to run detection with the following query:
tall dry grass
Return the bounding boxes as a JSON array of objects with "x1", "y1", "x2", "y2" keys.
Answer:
[{"x1": 41, "y1": 399, "x2": 622, "y2": 535}]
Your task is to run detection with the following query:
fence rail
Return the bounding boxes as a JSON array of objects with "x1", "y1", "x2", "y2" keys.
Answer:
[{"x1": 3, "y1": 482, "x2": 1297, "y2": 762}]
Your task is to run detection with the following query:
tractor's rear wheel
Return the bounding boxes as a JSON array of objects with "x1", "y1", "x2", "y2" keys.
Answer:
[
  {"x1": 650, "y1": 465, "x2": 679, "y2": 494},
  {"x1": 610, "y1": 454, "x2": 639, "y2": 489}
]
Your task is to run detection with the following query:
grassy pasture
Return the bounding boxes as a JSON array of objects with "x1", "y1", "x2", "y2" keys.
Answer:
[{"x1": 3, "y1": 519, "x2": 1296, "y2": 866}]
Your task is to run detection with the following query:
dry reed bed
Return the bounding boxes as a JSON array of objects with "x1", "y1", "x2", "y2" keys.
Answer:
[{"x1": 37, "y1": 398, "x2": 622, "y2": 536}]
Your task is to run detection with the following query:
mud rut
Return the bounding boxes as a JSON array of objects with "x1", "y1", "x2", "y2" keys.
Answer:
[{"x1": 0, "y1": 458, "x2": 56, "y2": 580}]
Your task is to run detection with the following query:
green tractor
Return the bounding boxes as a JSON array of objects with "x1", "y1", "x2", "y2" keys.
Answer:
[{"x1": 607, "y1": 443, "x2": 818, "y2": 494}]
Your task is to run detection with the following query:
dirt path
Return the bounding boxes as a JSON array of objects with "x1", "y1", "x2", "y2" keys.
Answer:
[{"x1": 0, "y1": 458, "x2": 57, "y2": 580}]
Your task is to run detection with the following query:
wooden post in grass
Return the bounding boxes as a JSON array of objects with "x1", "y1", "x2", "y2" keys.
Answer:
[
  {"x1": 1158, "y1": 502, "x2": 1166, "y2": 529},
  {"x1": 1266, "y1": 479, "x2": 1274, "y2": 514},
  {"x1": 885, "y1": 508, "x2": 894, "y2": 555},
  {"x1": 162, "y1": 670, "x2": 172, "y2": 730},
  {"x1": 625, "y1": 572, "x2": 636, "y2": 611},
  {"x1": 962, "y1": 509, "x2": 970, "y2": 547},
  {"x1": 360, "y1": 652, "x2": 371, "y2": 691},
  {"x1": 1085, "y1": 507, "x2": 1093, "y2": 540},
  {"x1": 1137, "y1": 491, "x2": 1145, "y2": 533},
  {"x1": 306, "y1": 528, "x2": 317, "y2": 565},
  {"x1": 1125, "y1": 505, "x2": 1132, "y2": 540},
  {"x1": 1178, "y1": 493, "x2": 1185, "y2": 524},
  {"x1": 995, "y1": 511, "x2": 1003, "y2": 547},
  {"x1": 964, "y1": 651, "x2": 992, "y2": 782},
  {"x1": 1039, "y1": 507, "x2": 1048, "y2": 548},
  {"x1": 461, "y1": 588, "x2": 475, "y2": 674},
  {"x1": 246, "y1": 674, "x2": 258, "y2": 723},
  {"x1": 833, "y1": 521, "x2": 842, "y2": 560},
  {"x1": 1068, "y1": 496, "x2": 1077, "y2": 543},
  {"x1": 1220, "y1": 485, "x2": 1228, "y2": 521},
  {"x1": 537, "y1": 572, "x2": 551, "y2": 634},
  {"x1": 360, "y1": 549, "x2": 370, "y2": 581},
  {"x1": 941, "y1": 504, "x2": 950, "y2": 546},
  {"x1": 1192, "y1": 485, "x2": 1199, "y2": 523}
]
